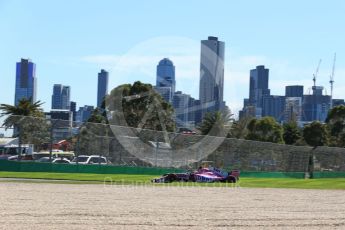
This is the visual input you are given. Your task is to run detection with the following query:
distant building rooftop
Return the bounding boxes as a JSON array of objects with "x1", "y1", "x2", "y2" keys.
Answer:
[
  {"x1": 208, "y1": 36, "x2": 218, "y2": 41},
  {"x1": 158, "y1": 58, "x2": 173, "y2": 66}
]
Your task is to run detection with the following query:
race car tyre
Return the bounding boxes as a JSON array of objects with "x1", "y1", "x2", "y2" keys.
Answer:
[{"x1": 227, "y1": 175, "x2": 237, "y2": 183}]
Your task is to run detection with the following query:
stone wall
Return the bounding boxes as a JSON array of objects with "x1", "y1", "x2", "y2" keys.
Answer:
[{"x1": 98, "y1": 127, "x2": 345, "y2": 172}]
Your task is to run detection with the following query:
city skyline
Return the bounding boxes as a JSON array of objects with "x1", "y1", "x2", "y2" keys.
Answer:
[
  {"x1": 5, "y1": 53, "x2": 345, "y2": 118},
  {"x1": 8, "y1": 55, "x2": 343, "y2": 125},
  {"x1": 1, "y1": 1, "x2": 345, "y2": 118}
]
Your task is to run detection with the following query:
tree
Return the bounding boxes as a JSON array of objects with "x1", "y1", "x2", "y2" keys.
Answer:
[
  {"x1": 0, "y1": 98, "x2": 44, "y2": 128},
  {"x1": 245, "y1": 116, "x2": 283, "y2": 143},
  {"x1": 303, "y1": 121, "x2": 329, "y2": 179},
  {"x1": 283, "y1": 121, "x2": 301, "y2": 145},
  {"x1": 106, "y1": 81, "x2": 175, "y2": 132},
  {"x1": 75, "y1": 105, "x2": 113, "y2": 156},
  {"x1": 87, "y1": 98, "x2": 109, "y2": 124},
  {"x1": 198, "y1": 109, "x2": 234, "y2": 136},
  {"x1": 325, "y1": 105, "x2": 345, "y2": 147},
  {"x1": 88, "y1": 108, "x2": 108, "y2": 124},
  {"x1": 0, "y1": 98, "x2": 49, "y2": 151},
  {"x1": 229, "y1": 116, "x2": 251, "y2": 139},
  {"x1": 303, "y1": 121, "x2": 329, "y2": 148}
]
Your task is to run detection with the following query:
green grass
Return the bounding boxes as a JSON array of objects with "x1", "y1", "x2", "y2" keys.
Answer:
[
  {"x1": 1, "y1": 171, "x2": 345, "y2": 189},
  {"x1": 0, "y1": 171, "x2": 152, "y2": 184},
  {"x1": 239, "y1": 177, "x2": 345, "y2": 190}
]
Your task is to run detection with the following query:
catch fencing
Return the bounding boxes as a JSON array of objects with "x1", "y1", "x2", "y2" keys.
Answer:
[{"x1": 1, "y1": 115, "x2": 345, "y2": 178}]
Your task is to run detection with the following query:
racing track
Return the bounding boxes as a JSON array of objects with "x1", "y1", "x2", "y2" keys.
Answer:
[{"x1": 1, "y1": 182, "x2": 345, "y2": 229}]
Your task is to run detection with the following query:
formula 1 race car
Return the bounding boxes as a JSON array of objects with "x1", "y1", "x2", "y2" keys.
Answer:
[{"x1": 151, "y1": 167, "x2": 240, "y2": 183}]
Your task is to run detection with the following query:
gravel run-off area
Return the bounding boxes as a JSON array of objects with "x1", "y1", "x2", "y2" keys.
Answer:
[{"x1": 1, "y1": 182, "x2": 345, "y2": 229}]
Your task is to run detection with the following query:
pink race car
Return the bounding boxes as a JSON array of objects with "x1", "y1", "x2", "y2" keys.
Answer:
[{"x1": 152, "y1": 167, "x2": 240, "y2": 183}]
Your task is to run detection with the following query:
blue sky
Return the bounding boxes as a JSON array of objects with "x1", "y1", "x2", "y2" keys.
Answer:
[{"x1": 1, "y1": 0, "x2": 345, "y2": 123}]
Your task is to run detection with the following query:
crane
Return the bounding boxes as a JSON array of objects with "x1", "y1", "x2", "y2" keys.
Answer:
[
  {"x1": 313, "y1": 59, "x2": 322, "y2": 88},
  {"x1": 330, "y1": 53, "x2": 336, "y2": 108}
]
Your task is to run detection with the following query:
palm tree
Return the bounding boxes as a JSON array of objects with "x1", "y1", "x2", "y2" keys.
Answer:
[
  {"x1": 229, "y1": 116, "x2": 251, "y2": 139},
  {"x1": 198, "y1": 109, "x2": 234, "y2": 136},
  {"x1": 0, "y1": 99, "x2": 46, "y2": 157},
  {"x1": 0, "y1": 98, "x2": 44, "y2": 129}
]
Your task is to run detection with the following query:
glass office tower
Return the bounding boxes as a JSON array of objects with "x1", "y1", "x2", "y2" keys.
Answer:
[
  {"x1": 199, "y1": 36, "x2": 225, "y2": 116},
  {"x1": 97, "y1": 69, "x2": 109, "y2": 108},
  {"x1": 14, "y1": 59, "x2": 37, "y2": 105},
  {"x1": 52, "y1": 84, "x2": 71, "y2": 110},
  {"x1": 156, "y1": 58, "x2": 175, "y2": 102}
]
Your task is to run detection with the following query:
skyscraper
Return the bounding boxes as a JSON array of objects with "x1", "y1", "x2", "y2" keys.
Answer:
[
  {"x1": 76, "y1": 105, "x2": 94, "y2": 122},
  {"x1": 332, "y1": 99, "x2": 345, "y2": 107},
  {"x1": 173, "y1": 91, "x2": 190, "y2": 128},
  {"x1": 199, "y1": 36, "x2": 225, "y2": 116},
  {"x1": 285, "y1": 85, "x2": 304, "y2": 98},
  {"x1": 249, "y1": 65, "x2": 270, "y2": 108},
  {"x1": 302, "y1": 86, "x2": 331, "y2": 122},
  {"x1": 14, "y1": 58, "x2": 37, "y2": 105},
  {"x1": 187, "y1": 97, "x2": 203, "y2": 127},
  {"x1": 52, "y1": 84, "x2": 71, "y2": 110},
  {"x1": 153, "y1": 86, "x2": 172, "y2": 103},
  {"x1": 70, "y1": 101, "x2": 77, "y2": 122},
  {"x1": 284, "y1": 97, "x2": 302, "y2": 124},
  {"x1": 262, "y1": 95, "x2": 286, "y2": 122},
  {"x1": 61, "y1": 86, "x2": 70, "y2": 109},
  {"x1": 239, "y1": 65, "x2": 270, "y2": 119},
  {"x1": 156, "y1": 58, "x2": 175, "y2": 102},
  {"x1": 97, "y1": 69, "x2": 109, "y2": 108}
]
